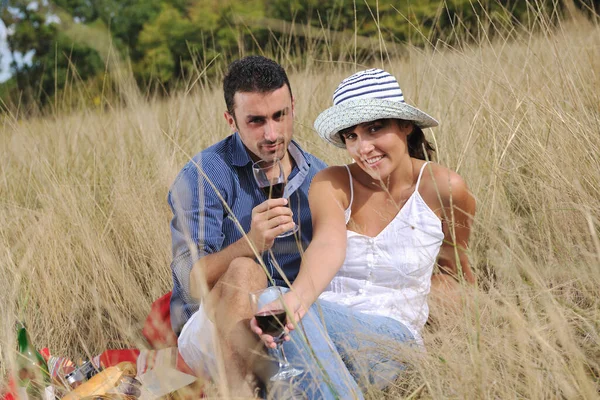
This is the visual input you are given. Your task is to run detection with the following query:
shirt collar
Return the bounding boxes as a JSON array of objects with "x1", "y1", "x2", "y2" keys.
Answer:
[
  {"x1": 284, "y1": 141, "x2": 311, "y2": 197},
  {"x1": 288, "y1": 140, "x2": 309, "y2": 171},
  {"x1": 231, "y1": 132, "x2": 253, "y2": 167}
]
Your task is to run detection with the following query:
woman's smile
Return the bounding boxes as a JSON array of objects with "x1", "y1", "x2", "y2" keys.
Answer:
[{"x1": 363, "y1": 155, "x2": 385, "y2": 167}]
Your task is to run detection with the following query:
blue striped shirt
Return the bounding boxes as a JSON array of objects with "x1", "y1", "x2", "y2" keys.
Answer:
[{"x1": 168, "y1": 132, "x2": 327, "y2": 334}]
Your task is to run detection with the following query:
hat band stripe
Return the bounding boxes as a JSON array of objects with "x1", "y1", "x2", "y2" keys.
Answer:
[
  {"x1": 374, "y1": 93, "x2": 407, "y2": 101},
  {"x1": 335, "y1": 81, "x2": 402, "y2": 101},
  {"x1": 333, "y1": 73, "x2": 395, "y2": 96},
  {"x1": 333, "y1": 78, "x2": 400, "y2": 101},
  {"x1": 339, "y1": 69, "x2": 387, "y2": 85},
  {"x1": 336, "y1": 87, "x2": 404, "y2": 105}
]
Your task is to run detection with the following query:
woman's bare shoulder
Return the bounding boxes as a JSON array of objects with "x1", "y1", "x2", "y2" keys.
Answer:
[
  {"x1": 313, "y1": 165, "x2": 353, "y2": 185},
  {"x1": 311, "y1": 165, "x2": 353, "y2": 207},
  {"x1": 420, "y1": 162, "x2": 473, "y2": 208}
]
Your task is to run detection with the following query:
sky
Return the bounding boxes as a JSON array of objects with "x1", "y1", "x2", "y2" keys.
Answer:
[
  {"x1": 1, "y1": 1, "x2": 43, "y2": 83},
  {"x1": 0, "y1": 0, "x2": 5, "y2": 82},
  {"x1": 0, "y1": 18, "x2": 11, "y2": 82}
]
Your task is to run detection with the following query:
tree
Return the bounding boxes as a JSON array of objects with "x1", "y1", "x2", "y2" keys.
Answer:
[
  {"x1": 134, "y1": 0, "x2": 269, "y2": 88},
  {"x1": 1, "y1": 1, "x2": 106, "y2": 109}
]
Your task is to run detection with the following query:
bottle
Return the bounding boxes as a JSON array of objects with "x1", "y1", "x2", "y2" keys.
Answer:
[{"x1": 16, "y1": 322, "x2": 50, "y2": 400}]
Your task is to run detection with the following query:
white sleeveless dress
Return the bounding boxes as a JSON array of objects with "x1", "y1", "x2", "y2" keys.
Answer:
[{"x1": 319, "y1": 162, "x2": 444, "y2": 343}]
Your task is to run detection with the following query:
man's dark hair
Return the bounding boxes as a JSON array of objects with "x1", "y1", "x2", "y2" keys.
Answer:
[{"x1": 223, "y1": 56, "x2": 292, "y2": 116}]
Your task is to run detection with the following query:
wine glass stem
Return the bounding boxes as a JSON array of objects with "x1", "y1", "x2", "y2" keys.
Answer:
[{"x1": 275, "y1": 341, "x2": 291, "y2": 370}]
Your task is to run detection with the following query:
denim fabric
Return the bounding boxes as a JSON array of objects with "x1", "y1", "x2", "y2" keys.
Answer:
[
  {"x1": 319, "y1": 300, "x2": 415, "y2": 390},
  {"x1": 273, "y1": 294, "x2": 415, "y2": 399}
]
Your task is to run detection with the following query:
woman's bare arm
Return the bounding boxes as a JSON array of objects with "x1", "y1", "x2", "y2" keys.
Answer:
[
  {"x1": 250, "y1": 167, "x2": 350, "y2": 346},
  {"x1": 287, "y1": 168, "x2": 349, "y2": 314},
  {"x1": 436, "y1": 170, "x2": 477, "y2": 284}
]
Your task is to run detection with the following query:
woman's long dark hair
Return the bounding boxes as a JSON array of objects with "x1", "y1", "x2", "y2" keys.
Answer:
[{"x1": 407, "y1": 125, "x2": 436, "y2": 161}]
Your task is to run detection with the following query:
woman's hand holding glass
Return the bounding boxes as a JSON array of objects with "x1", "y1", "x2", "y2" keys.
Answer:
[
  {"x1": 250, "y1": 291, "x2": 305, "y2": 348},
  {"x1": 249, "y1": 287, "x2": 304, "y2": 381}
]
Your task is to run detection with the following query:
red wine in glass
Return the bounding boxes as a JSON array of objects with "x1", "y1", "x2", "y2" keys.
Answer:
[
  {"x1": 260, "y1": 182, "x2": 285, "y2": 199},
  {"x1": 255, "y1": 309, "x2": 286, "y2": 336},
  {"x1": 250, "y1": 286, "x2": 304, "y2": 381},
  {"x1": 252, "y1": 159, "x2": 298, "y2": 237}
]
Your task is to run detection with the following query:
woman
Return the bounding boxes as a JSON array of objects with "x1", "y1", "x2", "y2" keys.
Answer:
[{"x1": 253, "y1": 68, "x2": 476, "y2": 390}]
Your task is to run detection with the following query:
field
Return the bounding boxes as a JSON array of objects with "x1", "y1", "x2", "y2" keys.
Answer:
[{"x1": 1, "y1": 8, "x2": 600, "y2": 399}]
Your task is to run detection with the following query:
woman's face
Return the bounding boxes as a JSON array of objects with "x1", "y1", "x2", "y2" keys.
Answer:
[{"x1": 340, "y1": 119, "x2": 413, "y2": 180}]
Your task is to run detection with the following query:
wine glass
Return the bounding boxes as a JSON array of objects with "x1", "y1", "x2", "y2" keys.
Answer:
[
  {"x1": 250, "y1": 286, "x2": 303, "y2": 381},
  {"x1": 252, "y1": 159, "x2": 298, "y2": 238}
]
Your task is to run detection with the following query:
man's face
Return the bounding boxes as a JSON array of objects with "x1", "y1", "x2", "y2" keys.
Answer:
[{"x1": 224, "y1": 85, "x2": 294, "y2": 163}]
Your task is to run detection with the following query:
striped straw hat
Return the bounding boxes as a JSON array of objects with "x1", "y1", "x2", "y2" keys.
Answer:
[{"x1": 314, "y1": 69, "x2": 439, "y2": 148}]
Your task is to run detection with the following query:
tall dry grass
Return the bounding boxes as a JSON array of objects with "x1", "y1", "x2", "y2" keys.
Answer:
[{"x1": 1, "y1": 5, "x2": 600, "y2": 399}]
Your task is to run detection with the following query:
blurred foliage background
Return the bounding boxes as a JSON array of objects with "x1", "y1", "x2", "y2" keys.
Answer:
[{"x1": 1, "y1": 0, "x2": 599, "y2": 113}]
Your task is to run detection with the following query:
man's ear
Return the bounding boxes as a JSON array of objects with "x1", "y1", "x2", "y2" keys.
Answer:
[
  {"x1": 224, "y1": 111, "x2": 237, "y2": 133},
  {"x1": 291, "y1": 96, "x2": 295, "y2": 117}
]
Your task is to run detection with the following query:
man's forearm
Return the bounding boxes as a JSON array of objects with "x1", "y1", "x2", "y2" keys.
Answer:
[{"x1": 189, "y1": 236, "x2": 260, "y2": 299}]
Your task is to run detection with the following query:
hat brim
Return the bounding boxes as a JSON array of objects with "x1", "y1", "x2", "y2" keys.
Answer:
[{"x1": 314, "y1": 98, "x2": 439, "y2": 148}]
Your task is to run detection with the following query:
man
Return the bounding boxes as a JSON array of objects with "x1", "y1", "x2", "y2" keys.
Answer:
[{"x1": 168, "y1": 56, "x2": 362, "y2": 398}]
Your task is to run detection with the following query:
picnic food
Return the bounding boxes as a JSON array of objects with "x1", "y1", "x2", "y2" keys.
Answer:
[
  {"x1": 61, "y1": 362, "x2": 136, "y2": 400},
  {"x1": 110, "y1": 376, "x2": 142, "y2": 398}
]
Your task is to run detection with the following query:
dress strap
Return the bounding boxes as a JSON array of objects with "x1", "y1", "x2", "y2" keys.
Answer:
[
  {"x1": 343, "y1": 165, "x2": 354, "y2": 224},
  {"x1": 344, "y1": 165, "x2": 354, "y2": 209},
  {"x1": 415, "y1": 162, "x2": 430, "y2": 192}
]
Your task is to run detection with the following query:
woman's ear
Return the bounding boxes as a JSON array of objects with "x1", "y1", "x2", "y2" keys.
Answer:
[{"x1": 397, "y1": 119, "x2": 414, "y2": 134}]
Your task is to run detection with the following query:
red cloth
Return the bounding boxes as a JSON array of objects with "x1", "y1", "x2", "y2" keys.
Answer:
[
  {"x1": 39, "y1": 348, "x2": 50, "y2": 362},
  {"x1": 176, "y1": 352, "x2": 195, "y2": 376},
  {"x1": 0, "y1": 376, "x2": 18, "y2": 400},
  {"x1": 142, "y1": 292, "x2": 178, "y2": 349},
  {"x1": 98, "y1": 349, "x2": 141, "y2": 368}
]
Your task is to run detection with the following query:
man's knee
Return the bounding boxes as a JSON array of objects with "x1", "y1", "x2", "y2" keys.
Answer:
[{"x1": 218, "y1": 257, "x2": 267, "y2": 293}]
